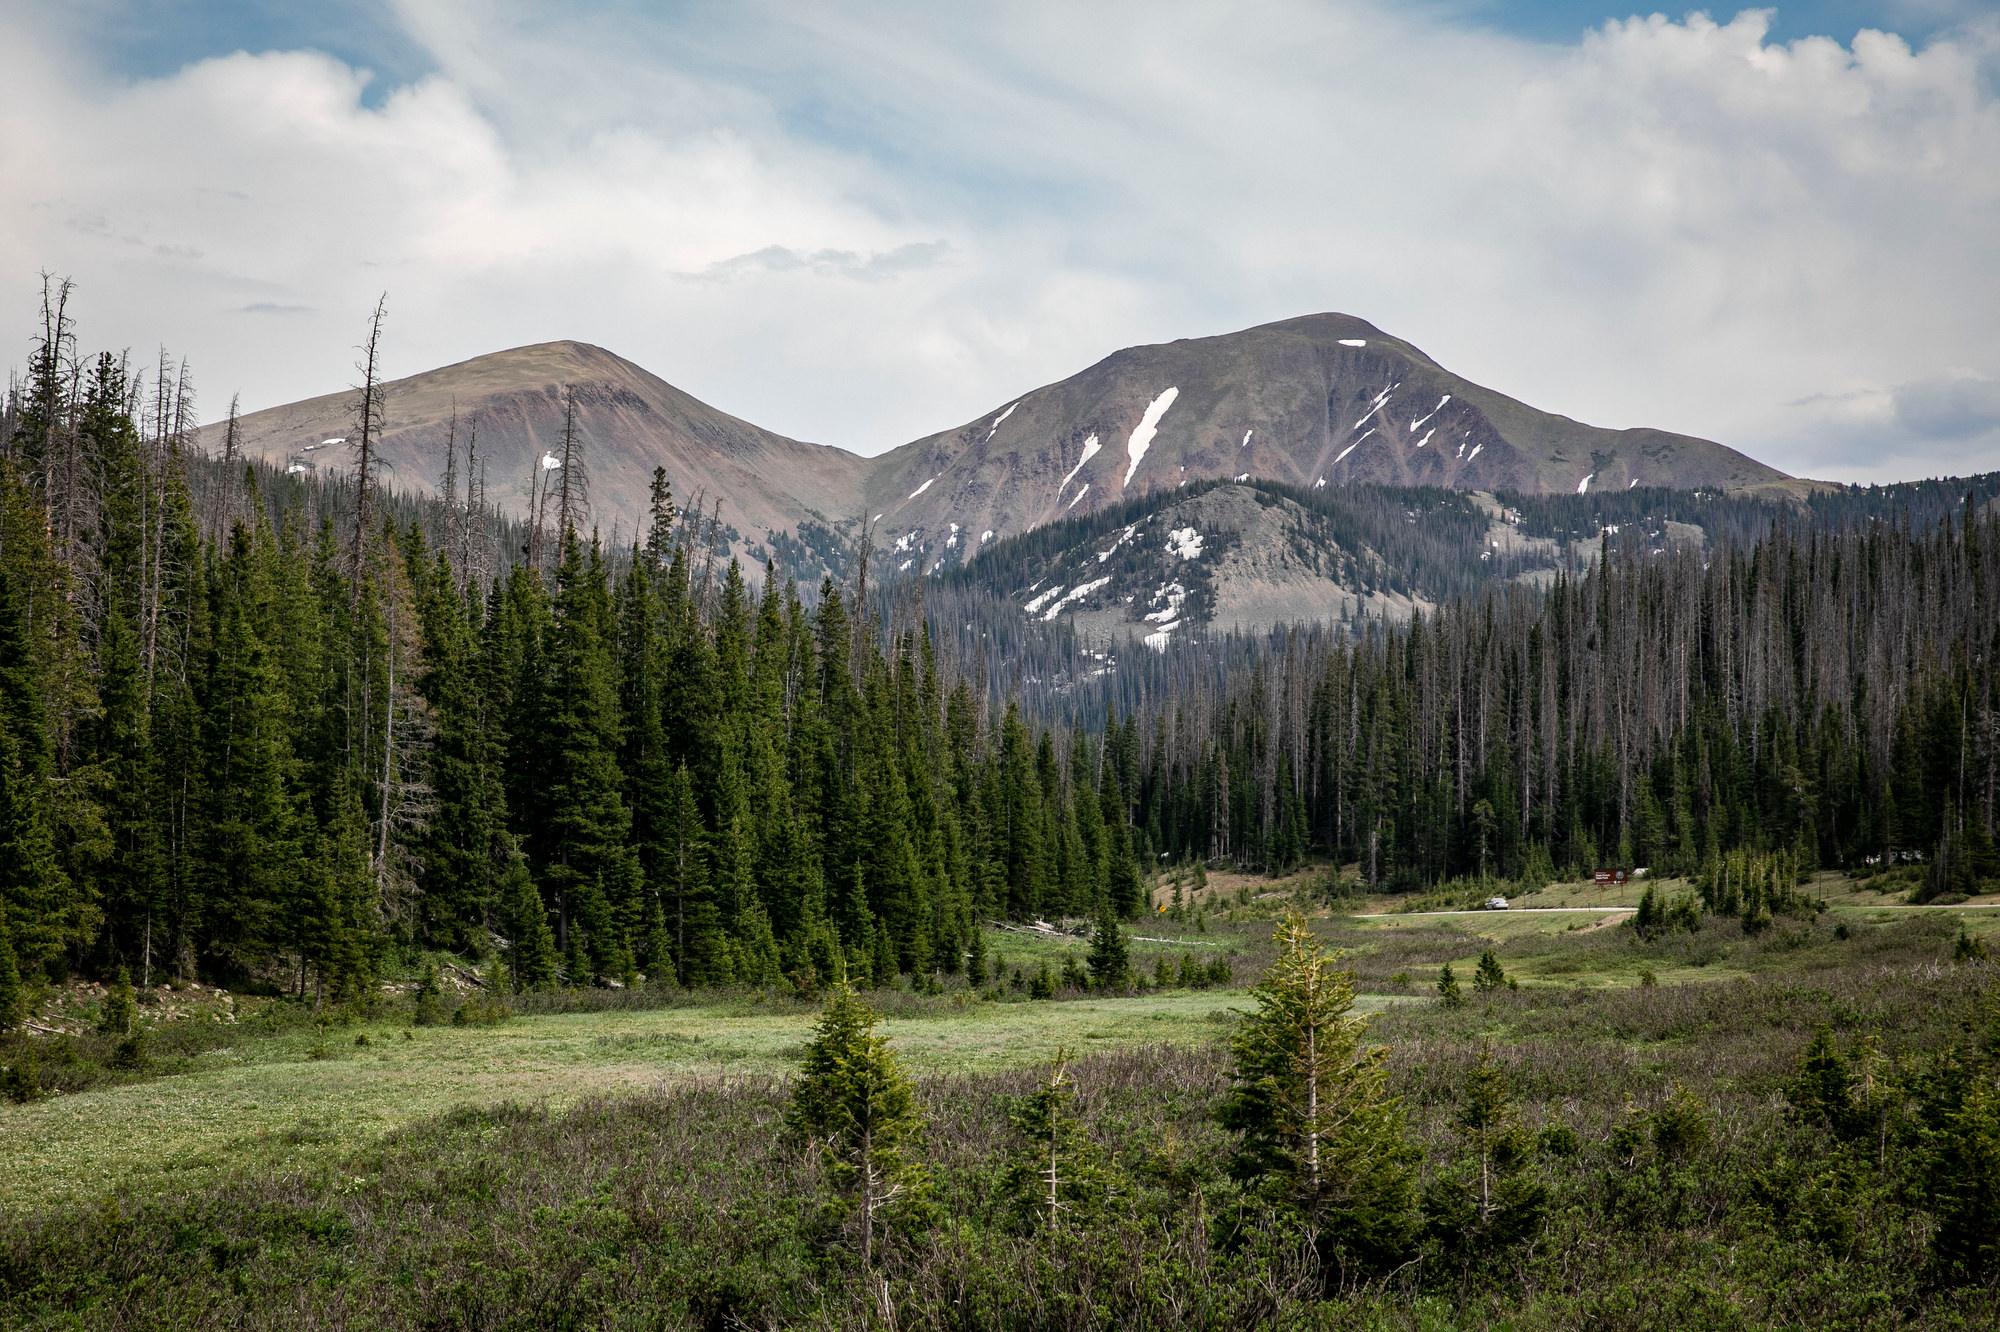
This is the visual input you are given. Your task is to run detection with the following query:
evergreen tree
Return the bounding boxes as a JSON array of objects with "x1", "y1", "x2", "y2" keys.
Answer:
[
  {"x1": 534, "y1": 530, "x2": 636, "y2": 974},
  {"x1": 1424, "y1": 1045, "x2": 1547, "y2": 1269},
  {"x1": 1087, "y1": 901, "x2": 1130, "y2": 991},
  {"x1": 499, "y1": 840, "x2": 558, "y2": 992},
  {"x1": 1220, "y1": 914, "x2": 1418, "y2": 1274},
  {"x1": 0, "y1": 469, "x2": 75, "y2": 978},
  {"x1": 1472, "y1": 949, "x2": 1507, "y2": 994},
  {"x1": 787, "y1": 985, "x2": 925, "y2": 1269},
  {"x1": 98, "y1": 966, "x2": 135, "y2": 1037},
  {"x1": 1000, "y1": 1049, "x2": 1108, "y2": 1235},
  {"x1": 1436, "y1": 962, "x2": 1463, "y2": 1006}
]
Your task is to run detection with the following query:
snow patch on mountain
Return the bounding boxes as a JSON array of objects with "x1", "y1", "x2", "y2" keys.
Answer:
[
  {"x1": 1167, "y1": 526, "x2": 1204, "y2": 559},
  {"x1": 909, "y1": 475, "x2": 939, "y2": 499},
  {"x1": 1123, "y1": 387, "x2": 1180, "y2": 485},
  {"x1": 1060, "y1": 433, "x2": 1101, "y2": 491},
  {"x1": 1410, "y1": 395, "x2": 1451, "y2": 431},
  {"x1": 1145, "y1": 583, "x2": 1187, "y2": 622},
  {"x1": 986, "y1": 401, "x2": 1019, "y2": 440},
  {"x1": 1042, "y1": 576, "x2": 1111, "y2": 620},
  {"x1": 1350, "y1": 382, "x2": 1400, "y2": 432},
  {"x1": 1335, "y1": 427, "x2": 1376, "y2": 464}
]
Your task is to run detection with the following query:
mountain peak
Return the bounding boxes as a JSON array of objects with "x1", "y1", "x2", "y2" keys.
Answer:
[{"x1": 866, "y1": 311, "x2": 1786, "y2": 564}]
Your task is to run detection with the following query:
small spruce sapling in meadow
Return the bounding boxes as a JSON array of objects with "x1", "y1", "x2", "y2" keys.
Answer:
[
  {"x1": 1001, "y1": 1048, "x2": 1107, "y2": 1236},
  {"x1": 966, "y1": 929, "x2": 988, "y2": 987},
  {"x1": 788, "y1": 985, "x2": 926, "y2": 1269},
  {"x1": 1473, "y1": 949, "x2": 1507, "y2": 994},
  {"x1": 1029, "y1": 962, "x2": 1056, "y2": 999},
  {"x1": 1219, "y1": 913, "x2": 1418, "y2": 1279},
  {"x1": 1061, "y1": 954, "x2": 1088, "y2": 991},
  {"x1": 1424, "y1": 1045, "x2": 1547, "y2": 1269},
  {"x1": 1088, "y1": 902, "x2": 1130, "y2": 991},
  {"x1": 1633, "y1": 885, "x2": 1662, "y2": 938},
  {"x1": 413, "y1": 958, "x2": 447, "y2": 1026},
  {"x1": 98, "y1": 966, "x2": 136, "y2": 1037},
  {"x1": 1436, "y1": 962, "x2": 1463, "y2": 1007}
]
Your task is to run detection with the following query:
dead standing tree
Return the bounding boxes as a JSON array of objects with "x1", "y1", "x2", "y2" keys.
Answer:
[
  {"x1": 349, "y1": 293, "x2": 388, "y2": 609},
  {"x1": 208, "y1": 392, "x2": 242, "y2": 547},
  {"x1": 553, "y1": 385, "x2": 588, "y2": 542}
]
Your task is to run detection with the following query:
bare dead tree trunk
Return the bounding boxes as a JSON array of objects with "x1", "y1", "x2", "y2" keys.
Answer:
[
  {"x1": 350, "y1": 293, "x2": 388, "y2": 609},
  {"x1": 465, "y1": 431, "x2": 487, "y2": 591},
  {"x1": 525, "y1": 455, "x2": 544, "y2": 571},
  {"x1": 212, "y1": 391, "x2": 241, "y2": 546},
  {"x1": 440, "y1": 402, "x2": 460, "y2": 584},
  {"x1": 553, "y1": 385, "x2": 588, "y2": 542}
]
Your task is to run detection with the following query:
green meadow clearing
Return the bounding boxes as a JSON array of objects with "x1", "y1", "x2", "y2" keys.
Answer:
[{"x1": 7, "y1": 869, "x2": 1994, "y2": 1213}]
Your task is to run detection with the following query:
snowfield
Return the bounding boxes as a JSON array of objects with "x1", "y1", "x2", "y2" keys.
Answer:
[
  {"x1": 1123, "y1": 387, "x2": 1180, "y2": 485},
  {"x1": 1060, "y1": 433, "x2": 1101, "y2": 491},
  {"x1": 985, "y1": 401, "x2": 1019, "y2": 440},
  {"x1": 1041, "y1": 576, "x2": 1111, "y2": 621}
]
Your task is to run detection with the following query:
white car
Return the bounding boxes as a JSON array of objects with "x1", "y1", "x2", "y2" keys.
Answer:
[{"x1": 1482, "y1": 896, "x2": 1510, "y2": 911}]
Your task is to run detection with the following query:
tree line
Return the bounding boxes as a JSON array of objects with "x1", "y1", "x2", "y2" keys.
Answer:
[
  {"x1": 1127, "y1": 509, "x2": 2000, "y2": 895},
  {"x1": 0, "y1": 288, "x2": 1147, "y2": 1020}
]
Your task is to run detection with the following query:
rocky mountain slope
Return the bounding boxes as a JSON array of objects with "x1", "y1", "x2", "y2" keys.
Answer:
[
  {"x1": 941, "y1": 479, "x2": 1736, "y2": 649},
  {"x1": 867, "y1": 313, "x2": 1785, "y2": 566},
  {"x1": 209, "y1": 315, "x2": 1786, "y2": 582},
  {"x1": 216, "y1": 340, "x2": 870, "y2": 555},
  {"x1": 1006, "y1": 484, "x2": 1430, "y2": 649}
]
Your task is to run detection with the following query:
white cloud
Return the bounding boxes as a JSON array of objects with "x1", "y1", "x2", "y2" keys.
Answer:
[{"x1": 1, "y1": 2, "x2": 1996, "y2": 483}]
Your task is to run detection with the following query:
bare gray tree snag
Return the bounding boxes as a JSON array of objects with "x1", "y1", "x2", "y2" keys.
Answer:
[{"x1": 349, "y1": 293, "x2": 388, "y2": 608}]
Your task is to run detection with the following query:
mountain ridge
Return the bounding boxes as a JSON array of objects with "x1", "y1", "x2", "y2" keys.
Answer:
[
  {"x1": 220, "y1": 338, "x2": 871, "y2": 556},
  {"x1": 207, "y1": 313, "x2": 1789, "y2": 576}
]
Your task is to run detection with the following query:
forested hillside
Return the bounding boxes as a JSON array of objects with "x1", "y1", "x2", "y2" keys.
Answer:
[
  {"x1": 1128, "y1": 509, "x2": 2000, "y2": 893},
  {"x1": 0, "y1": 296, "x2": 1144, "y2": 1012}
]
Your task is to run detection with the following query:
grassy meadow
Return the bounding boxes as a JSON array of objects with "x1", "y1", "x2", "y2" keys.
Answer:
[{"x1": 5, "y1": 869, "x2": 1999, "y2": 1329}]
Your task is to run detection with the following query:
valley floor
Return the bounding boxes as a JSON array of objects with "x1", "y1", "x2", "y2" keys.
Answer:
[{"x1": 5, "y1": 873, "x2": 1999, "y2": 1329}]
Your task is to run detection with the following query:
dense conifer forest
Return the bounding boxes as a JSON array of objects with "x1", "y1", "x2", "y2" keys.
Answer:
[
  {"x1": 0, "y1": 290, "x2": 1146, "y2": 1016},
  {"x1": 1125, "y1": 508, "x2": 2000, "y2": 892}
]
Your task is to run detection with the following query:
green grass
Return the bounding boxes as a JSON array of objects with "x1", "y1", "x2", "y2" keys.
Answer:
[
  {"x1": 2, "y1": 987, "x2": 1340, "y2": 1210},
  {"x1": 11, "y1": 876, "x2": 1991, "y2": 1216}
]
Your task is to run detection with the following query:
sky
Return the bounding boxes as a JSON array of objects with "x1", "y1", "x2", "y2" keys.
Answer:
[{"x1": 3, "y1": 1, "x2": 1997, "y2": 483}]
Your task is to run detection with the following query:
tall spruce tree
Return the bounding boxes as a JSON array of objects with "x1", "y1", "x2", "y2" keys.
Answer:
[
  {"x1": 1220, "y1": 914, "x2": 1418, "y2": 1275},
  {"x1": 787, "y1": 985, "x2": 925, "y2": 1269}
]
